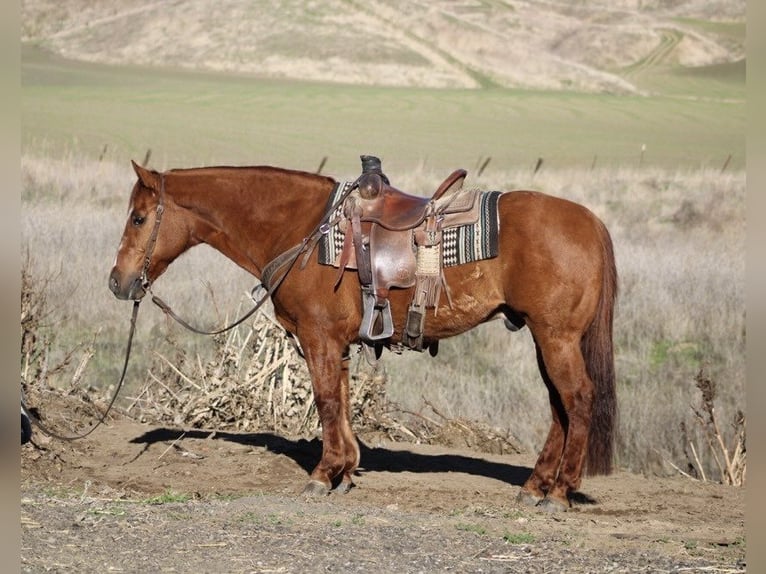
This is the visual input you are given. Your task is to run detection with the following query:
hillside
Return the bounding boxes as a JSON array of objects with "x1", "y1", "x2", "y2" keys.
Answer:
[{"x1": 21, "y1": 0, "x2": 745, "y2": 94}]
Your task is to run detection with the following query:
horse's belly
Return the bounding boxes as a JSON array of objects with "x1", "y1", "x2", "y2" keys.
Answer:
[{"x1": 389, "y1": 261, "x2": 505, "y2": 340}]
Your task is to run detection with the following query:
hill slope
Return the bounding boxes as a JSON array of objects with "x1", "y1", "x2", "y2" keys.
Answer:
[{"x1": 21, "y1": 0, "x2": 745, "y2": 94}]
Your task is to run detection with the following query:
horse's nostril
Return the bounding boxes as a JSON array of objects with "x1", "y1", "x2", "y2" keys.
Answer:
[{"x1": 109, "y1": 275, "x2": 119, "y2": 294}]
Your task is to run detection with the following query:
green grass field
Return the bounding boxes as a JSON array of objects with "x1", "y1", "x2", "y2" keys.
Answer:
[{"x1": 22, "y1": 45, "x2": 744, "y2": 176}]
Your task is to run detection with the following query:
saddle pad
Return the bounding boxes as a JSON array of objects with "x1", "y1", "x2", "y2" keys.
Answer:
[
  {"x1": 318, "y1": 182, "x2": 502, "y2": 268},
  {"x1": 441, "y1": 190, "x2": 502, "y2": 267}
]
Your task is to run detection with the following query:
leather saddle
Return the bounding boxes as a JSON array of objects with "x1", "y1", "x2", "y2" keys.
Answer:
[{"x1": 334, "y1": 164, "x2": 483, "y2": 349}]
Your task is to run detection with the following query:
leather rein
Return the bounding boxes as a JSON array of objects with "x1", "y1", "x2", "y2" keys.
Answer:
[
  {"x1": 24, "y1": 177, "x2": 169, "y2": 441},
  {"x1": 21, "y1": 297, "x2": 141, "y2": 441},
  {"x1": 147, "y1": 175, "x2": 359, "y2": 334},
  {"x1": 19, "y1": 175, "x2": 170, "y2": 441},
  {"x1": 23, "y1": 174, "x2": 358, "y2": 442}
]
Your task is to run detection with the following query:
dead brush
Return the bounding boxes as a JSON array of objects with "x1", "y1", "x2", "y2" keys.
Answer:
[
  {"x1": 22, "y1": 252, "x2": 522, "y2": 453},
  {"x1": 126, "y1": 312, "x2": 392, "y2": 436},
  {"x1": 391, "y1": 396, "x2": 524, "y2": 456},
  {"x1": 126, "y1": 311, "x2": 521, "y2": 455},
  {"x1": 21, "y1": 254, "x2": 103, "y2": 432},
  {"x1": 673, "y1": 369, "x2": 746, "y2": 486}
]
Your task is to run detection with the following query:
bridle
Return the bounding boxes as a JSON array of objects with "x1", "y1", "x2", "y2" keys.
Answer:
[
  {"x1": 139, "y1": 175, "x2": 166, "y2": 293},
  {"x1": 21, "y1": 177, "x2": 167, "y2": 441}
]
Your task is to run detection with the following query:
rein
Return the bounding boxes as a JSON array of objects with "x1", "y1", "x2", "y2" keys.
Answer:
[
  {"x1": 21, "y1": 176, "x2": 357, "y2": 442},
  {"x1": 22, "y1": 177, "x2": 167, "y2": 441},
  {"x1": 148, "y1": 178, "x2": 359, "y2": 335}
]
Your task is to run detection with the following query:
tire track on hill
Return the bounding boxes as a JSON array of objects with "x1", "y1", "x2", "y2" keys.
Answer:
[
  {"x1": 343, "y1": 0, "x2": 501, "y2": 88},
  {"x1": 46, "y1": 0, "x2": 178, "y2": 40},
  {"x1": 624, "y1": 28, "x2": 683, "y2": 76}
]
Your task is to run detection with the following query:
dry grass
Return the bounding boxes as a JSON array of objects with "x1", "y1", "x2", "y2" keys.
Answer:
[
  {"x1": 21, "y1": 153, "x2": 745, "y2": 480},
  {"x1": 684, "y1": 369, "x2": 745, "y2": 485},
  {"x1": 659, "y1": 370, "x2": 746, "y2": 486}
]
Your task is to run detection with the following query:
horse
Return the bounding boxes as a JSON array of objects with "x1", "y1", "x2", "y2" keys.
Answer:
[{"x1": 109, "y1": 160, "x2": 617, "y2": 512}]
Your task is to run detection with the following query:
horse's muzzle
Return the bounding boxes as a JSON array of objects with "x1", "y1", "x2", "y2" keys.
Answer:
[{"x1": 109, "y1": 268, "x2": 146, "y2": 301}]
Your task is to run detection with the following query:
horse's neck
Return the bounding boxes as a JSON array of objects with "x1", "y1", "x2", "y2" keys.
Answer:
[{"x1": 172, "y1": 168, "x2": 332, "y2": 277}]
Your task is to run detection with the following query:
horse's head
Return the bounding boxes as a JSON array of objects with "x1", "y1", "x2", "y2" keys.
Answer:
[{"x1": 108, "y1": 161, "x2": 188, "y2": 301}]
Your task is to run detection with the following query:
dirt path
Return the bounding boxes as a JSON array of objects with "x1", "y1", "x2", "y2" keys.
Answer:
[{"x1": 21, "y1": 404, "x2": 744, "y2": 573}]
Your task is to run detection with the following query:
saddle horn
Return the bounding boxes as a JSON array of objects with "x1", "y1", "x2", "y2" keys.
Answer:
[{"x1": 360, "y1": 155, "x2": 390, "y2": 185}]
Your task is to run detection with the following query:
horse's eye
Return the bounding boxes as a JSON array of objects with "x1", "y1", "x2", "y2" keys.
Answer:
[{"x1": 132, "y1": 214, "x2": 146, "y2": 226}]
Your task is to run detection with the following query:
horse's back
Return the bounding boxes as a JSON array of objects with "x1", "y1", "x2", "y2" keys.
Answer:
[{"x1": 499, "y1": 190, "x2": 608, "y2": 251}]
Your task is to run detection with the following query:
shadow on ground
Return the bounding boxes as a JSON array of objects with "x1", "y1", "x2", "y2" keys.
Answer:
[{"x1": 130, "y1": 427, "x2": 533, "y2": 488}]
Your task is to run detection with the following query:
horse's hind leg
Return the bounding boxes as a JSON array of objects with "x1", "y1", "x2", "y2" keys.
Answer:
[
  {"x1": 519, "y1": 334, "x2": 593, "y2": 511},
  {"x1": 516, "y1": 343, "x2": 566, "y2": 506}
]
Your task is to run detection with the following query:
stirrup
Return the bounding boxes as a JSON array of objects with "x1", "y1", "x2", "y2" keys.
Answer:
[
  {"x1": 359, "y1": 291, "x2": 394, "y2": 341},
  {"x1": 402, "y1": 305, "x2": 426, "y2": 350}
]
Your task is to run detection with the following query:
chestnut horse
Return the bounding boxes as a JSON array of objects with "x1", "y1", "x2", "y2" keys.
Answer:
[{"x1": 109, "y1": 161, "x2": 617, "y2": 512}]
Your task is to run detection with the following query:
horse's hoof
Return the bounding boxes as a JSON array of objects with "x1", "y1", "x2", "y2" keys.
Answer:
[
  {"x1": 301, "y1": 480, "x2": 330, "y2": 497},
  {"x1": 516, "y1": 490, "x2": 544, "y2": 507},
  {"x1": 536, "y1": 496, "x2": 569, "y2": 513},
  {"x1": 332, "y1": 480, "x2": 354, "y2": 495}
]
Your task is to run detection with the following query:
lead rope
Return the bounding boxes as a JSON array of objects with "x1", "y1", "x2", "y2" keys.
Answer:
[
  {"x1": 21, "y1": 173, "x2": 171, "y2": 442},
  {"x1": 21, "y1": 300, "x2": 141, "y2": 441}
]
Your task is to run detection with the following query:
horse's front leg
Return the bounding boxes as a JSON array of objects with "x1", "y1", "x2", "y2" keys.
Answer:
[{"x1": 298, "y1": 334, "x2": 359, "y2": 496}]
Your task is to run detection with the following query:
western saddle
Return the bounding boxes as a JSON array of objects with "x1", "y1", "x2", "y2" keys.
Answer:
[{"x1": 334, "y1": 156, "x2": 484, "y2": 352}]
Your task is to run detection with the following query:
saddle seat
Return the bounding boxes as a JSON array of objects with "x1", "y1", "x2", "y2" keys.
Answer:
[{"x1": 355, "y1": 168, "x2": 468, "y2": 231}]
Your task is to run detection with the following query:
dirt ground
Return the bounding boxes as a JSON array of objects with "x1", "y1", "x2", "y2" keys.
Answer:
[{"x1": 21, "y1": 396, "x2": 745, "y2": 574}]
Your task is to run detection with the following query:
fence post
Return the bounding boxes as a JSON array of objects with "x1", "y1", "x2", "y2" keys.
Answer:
[{"x1": 477, "y1": 156, "x2": 491, "y2": 177}]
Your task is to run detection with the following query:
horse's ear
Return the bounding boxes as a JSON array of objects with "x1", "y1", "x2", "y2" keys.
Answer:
[{"x1": 131, "y1": 160, "x2": 161, "y2": 190}]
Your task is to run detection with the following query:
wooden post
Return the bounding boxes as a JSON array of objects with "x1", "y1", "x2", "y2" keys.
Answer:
[
  {"x1": 720, "y1": 154, "x2": 732, "y2": 174},
  {"x1": 477, "y1": 156, "x2": 491, "y2": 177}
]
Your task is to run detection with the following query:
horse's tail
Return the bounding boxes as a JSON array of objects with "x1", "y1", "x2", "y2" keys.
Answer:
[{"x1": 582, "y1": 219, "x2": 618, "y2": 476}]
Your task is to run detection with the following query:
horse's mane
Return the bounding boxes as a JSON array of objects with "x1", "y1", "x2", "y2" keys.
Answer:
[{"x1": 166, "y1": 164, "x2": 336, "y2": 186}]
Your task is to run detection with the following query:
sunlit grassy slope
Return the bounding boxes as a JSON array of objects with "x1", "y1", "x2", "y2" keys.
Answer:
[{"x1": 22, "y1": 45, "x2": 744, "y2": 175}]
